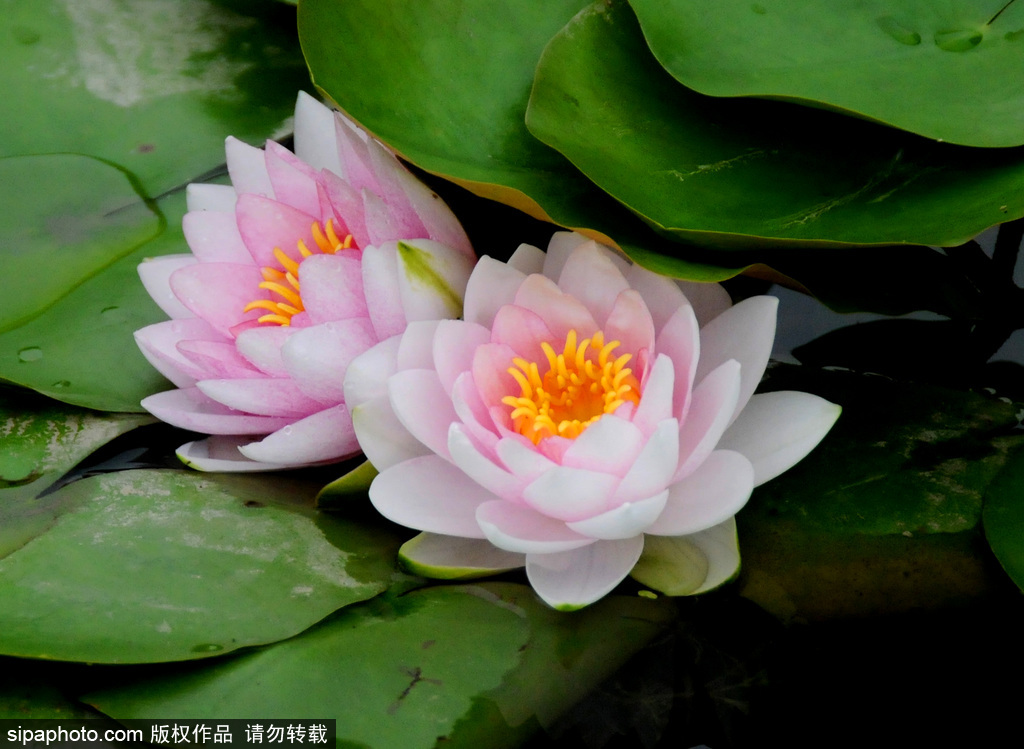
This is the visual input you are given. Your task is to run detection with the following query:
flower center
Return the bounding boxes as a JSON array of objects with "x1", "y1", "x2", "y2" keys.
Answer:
[
  {"x1": 501, "y1": 329, "x2": 641, "y2": 445},
  {"x1": 242, "y1": 219, "x2": 355, "y2": 326}
]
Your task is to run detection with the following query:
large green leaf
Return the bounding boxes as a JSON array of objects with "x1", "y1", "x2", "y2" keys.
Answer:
[
  {"x1": 982, "y1": 445, "x2": 1024, "y2": 591},
  {"x1": 0, "y1": 188, "x2": 186, "y2": 411},
  {"x1": 297, "y1": 0, "x2": 740, "y2": 281},
  {"x1": 628, "y1": 0, "x2": 1024, "y2": 148},
  {"x1": 2, "y1": 0, "x2": 309, "y2": 197},
  {"x1": 0, "y1": 468, "x2": 401, "y2": 663},
  {"x1": 736, "y1": 366, "x2": 1024, "y2": 621},
  {"x1": 526, "y1": 0, "x2": 1024, "y2": 249},
  {"x1": 85, "y1": 583, "x2": 671, "y2": 746}
]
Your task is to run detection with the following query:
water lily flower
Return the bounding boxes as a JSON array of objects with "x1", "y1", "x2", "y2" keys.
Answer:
[
  {"x1": 345, "y1": 232, "x2": 840, "y2": 610},
  {"x1": 134, "y1": 92, "x2": 475, "y2": 471}
]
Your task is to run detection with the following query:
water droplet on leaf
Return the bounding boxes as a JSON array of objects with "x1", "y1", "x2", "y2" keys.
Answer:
[
  {"x1": 876, "y1": 16, "x2": 921, "y2": 45},
  {"x1": 190, "y1": 643, "x2": 224, "y2": 653},
  {"x1": 17, "y1": 347, "x2": 42, "y2": 362},
  {"x1": 934, "y1": 28, "x2": 984, "y2": 52}
]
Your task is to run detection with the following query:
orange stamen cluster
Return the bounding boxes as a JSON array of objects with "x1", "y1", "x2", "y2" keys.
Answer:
[
  {"x1": 502, "y1": 329, "x2": 641, "y2": 444},
  {"x1": 243, "y1": 219, "x2": 355, "y2": 326}
]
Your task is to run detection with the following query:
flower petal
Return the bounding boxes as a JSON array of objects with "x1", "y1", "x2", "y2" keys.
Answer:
[
  {"x1": 399, "y1": 533, "x2": 525, "y2": 579},
  {"x1": 490, "y1": 304, "x2": 555, "y2": 364},
  {"x1": 631, "y1": 519, "x2": 739, "y2": 596},
  {"x1": 298, "y1": 253, "x2": 369, "y2": 324},
  {"x1": 176, "y1": 435, "x2": 294, "y2": 472},
  {"x1": 677, "y1": 280, "x2": 733, "y2": 327},
  {"x1": 495, "y1": 437, "x2": 558, "y2": 480},
  {"x1": 350, "y1": 394, "x2": 430, "y2": 471},
  {"x1": 141, "y1": 387, "x2": 291, "y2": 435},
  {"x1": 235, "y1": 194, "x2": 318, "y2": 269},
  {"x1": 395, "y1": 239, "x2": 474, "y2": 322},
  {"x1": 654, "y1": 305, "x2": 700, "y2": 421},
  {"x1": 603, "y1": 289, "x2": 656, "y2": 362},
  {"x1": 265, "y1": 139, "x2": 320, "y2": 216},
  {"x1": 646, "y1": 450, "x2": 753, "y2": 536},
  {"x1": 614, "y1": 418, "x2": 680, "y2": 504},
  {"x1": 526, "y1": 536, "x2": 644, "y2": 610},
  {"x1": 717, "y1": 391, "x2": 841, "y2": 486},
  {"x1": 234, "y1": 325, "x2": 295, "y2": 377},
  {"x1": 557, "y1": 241, "x2": 630, "y2": 326},
  {"x1": 196, "y1": 377, "x2": 325, "y2": 418},
  {"x1": 371, "y1": 455, "x2": 494, "y2": 537},
  {"x1": 169, "y1": 262, "x2": 263, "y2": 336},
  {"x1": 513, "y1": 274, "x2": 599, "y2": 342},
  {"x1": 344, "y1": 336, "x2": 402, "y2": 407},
  {"x1": 541, "y1": 230, "x2": 594, "y2": 281},
  {"x1": 177, "y1": 339, "x2": 263, "y2": 379},
  {"x1": 433, "y1": 320, "x2": 491, "y2": 395},
  {"x1": 507, "y1": 242, "x2": 545, "y2": 274},
  {"x1": 138, "y1": 255, "x2": 197, "y2": 320},
  {"x1": 237, "y1": 404, "x2": 360, "y2": 466},
  {"x1": 522, "y1": 466, "x2": 620, "y2": 522},
  {"x1": 225, "y1": 136, "x2": 273, "y2": 198},
  {"x1": 281, "y1": 318, "x2": 377, "y2": 404},
  {"x1": 625, "y1": 263, "x2": 692, "y2": 332},
  {"x1": 694, "y1": 295, "x2": 778, "y2": 424},
  {"x1": 186, "y1": 183, "x2": 237, "y2": 213},
  {"x1": 566, "y1": 491, "x2": 668, "y2": 540},
  {"x1": 631, "y1": 354, "x2": 676, "y2": 437},
  {"x1": 385, "y1": 159, "x2": 474, "y2": 260},
  {"x1": 293, "y1": 91, "x2": 343, "y2": 175},
  {"x1": 134, "y1": 319, "x2": 223, "y2": 387},
  {"x1": 182, "y1": 211, "x2": 251, "y2": 264},
  {"x1": 675, "y1": 359, "x2": 741, "y2": 480},
  {"x1": 476, "y1": 501, "x2": 592, "y2": 554},
  {"x1": 449, "y1": 425, "x2": 523, "y2": 501},
  {"x1": 389, "y1": 369, "x2": 458, "y2": 460},
  {"x1": 560, "y1": 415, "x2": 645, "y2": 475},
  {"x1": 360, "y1": 243, "x2": 407, "y2": 340},
  {"x1": 463, "y1": 256, "x2": 527, "y2": 328}
]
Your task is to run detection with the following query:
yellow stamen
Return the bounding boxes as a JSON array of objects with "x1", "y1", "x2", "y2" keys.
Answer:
[
  {"x1": 241, "y1": 218, "x2": 356, "y2": 326},
  {"x1": 500, "y1": 328, "x2": 641, "y2": 444}
]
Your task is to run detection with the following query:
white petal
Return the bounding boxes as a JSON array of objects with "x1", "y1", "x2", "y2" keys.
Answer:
[
  {"x1": 343, "y1": 336, "x2": 402, "y2": 408},
  {"x1": 654, "y1": 305, "x2": 700, "y2": 421},
  {"x1": 495, "y1": 438, "x2": 558, "y2": 480},
  {"x1": 396, "y1": 320, "x2": 440, "y2": 370},
  {"x1": 349, "y1": 395, "x2": 430, "y2": 472},
  {"x1": 560, "y1": 415, "x2": 645, "y2": 475},
  {"x1": 631, "y1": 519, "x2": 740, "y2": 596},
  {"x1": 225, "y1": 136, "x2": 273, "y2": 198},
  {"x1": 371, "y1": 456, "x2": 494, "y2": 537},
  {"x1": 389, "y1": 369, "x2": 458, "y2": 460},
  {"x1": 566, "y1": 491, "x2": 669, "y2": 540},
  {"x1": 138, "y1": 255, "x2": 197, "y2": 320},
  {"x1": 396, "y1": 239, "x2": 475, "y2": 321},
  {"x1": 399, "y1": 533, "x2": 525, "y2": 579},
  {"x1": 631, "y1": 354, "x2": 676, "y2": 437},
  {"x1": 676, "y1": 359, "x2": 741, "y2": 480},
  {"x1": 463, "y1": 255, "x2": 527, "y2": 329},
  {"x1": 237, "y1": 404, "x2": 360, "y2": 465},
  {"x1": 523, "y1": 466, "x2": 620, "y2": 522},
  {"x1": 625, "y1": 263, "x2": 691, "y2": 332},
  {"x1": 526, "y1": 536, "x2": 644, "y2": 610},
  {"x1": 449, "y1": 425, "x2": 522, "y2": 501},
  {"x1": 557, "y1": 241, "x2": 630, "y2": 326},
  {"x1": 614, "y1": 419, "x2": 680, "y2": 504},
  {"x1": 186, "y1": 183, "x2": 237, "y2": 213},
  {"x1": 281, "y1": 318, "x2": 377, "y2": 404},
  {"x1": 646, "y1": 450, "x2": 753, "y2": 536},
  {"x1": 176, "y1": 436, "x2": 294, "y2": 472},
  {"x1": 476, "y1": 501, "x2": 592, "y2": 554},
  {"x1": 360, "y1": 243, "x2": 406, "y2": 340},
  {"x1": 717, "y1": 391, "x2": 841, "y2": 485},
  {"x1": 507, "y1": 243, "x2": 545, "y2": 274},
  {"x1": 433, "y1": 319, "x2": 491, "y2": 395},
  {"x1": 235, "y1": 326, "x2": 294, "y2": 377},
  {"x1": 676, "y1": 280, "x2": 732, "y2": 327},
  {"x1": 694, "y1": 295, "x2": 778, "y2": 424},
  {"x1": 293, "y1": 91, "x2": 342, "y2": 175},
  {"x1": 541, "y1": 231, "x2": 596, "y2": 281}
]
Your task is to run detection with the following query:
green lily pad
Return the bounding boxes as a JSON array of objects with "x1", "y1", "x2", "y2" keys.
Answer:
[
  {"x1": 2, "y1": 0, "x2": 309, "y2": 198},
  {"x1": 628, "y1": 0, "x2": 1024, "y2": 147},
  {"x1": 0, "y1": 155, "x2": 161, "y2": 334},
  {"x1": 0, "y1": 468, "x2": 401, "y2": 663},
  {"x1": 0, "y1": 188, "x2": 187, "y2": 411},
  {"x1": 526, "y1": 0, "x2": 1024, "y2": 249},
  {"x1": 298, "y1": 0, "x2": 738, "y2": 281},
  {"x1": 982, "y1": 445, "x2": 1024, "y2": 591},
  {"x1": 85, "y1": 583, "x2": 671, "y2": 746},
  {"x1": 735, "y1": 366, "x2": 1024, "y2": 621}
]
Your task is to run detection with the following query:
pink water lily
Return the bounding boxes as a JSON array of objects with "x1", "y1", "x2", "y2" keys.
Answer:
[
  {"x1": 345, "y1": 232, "x2": 840, "y2": 610},
  {"x1": 135, "y1": 92, "x2": 475, "y2": 471}
]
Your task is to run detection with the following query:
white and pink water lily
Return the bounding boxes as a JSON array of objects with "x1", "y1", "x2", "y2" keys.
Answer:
[
  {"x1": 134, "y1": 92, "x2": 475, "y2": 471},
  {"x1": 345, "y1": 232, "x2": 840, "y2": 610}
]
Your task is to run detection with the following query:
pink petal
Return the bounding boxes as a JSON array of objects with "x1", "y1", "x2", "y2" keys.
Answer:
[
  {"x1": 677, "y1": 280, "x2": 733, "y2": 328},
  {"x1": 237, "y1": 404, "x2": 360, "y2": 465},
  {"x1": 471, "y1": 342, "x2": 518, "y2": 408},
  {"x1": 433, "y1": 320, "x2": 491, "y2": 396},
  {"x1": 694, "y1": 296, "x2": 778, "y2": 425},
  {"x1": 389, "y1": 368, "x2": 458, "y2": 460},
  {"x1": 675, "y1": 360, "x2": 741, "y2": 481},
  {"x1": 364, "y1": 141, "x2": 430, "y2": 236},
  {"x1": 318, "y1": 170, "x2": 370, "y2": 250},
  {"x1": 293, "y1": 91, "x2": 342, "y2": 175},
  {"x1": 451, "y1": 371, "x2": 501, "y2": 447},
  {"x1": 647, "y1": 450, "x2": 753, "y2": 536},
  {"x1": 297, "y1": 253, "x2": 369, "y2": 324},
  {"x1": 363, "y1": 188, "x2": 420, "y2": 247},
  {"x1": 566, "y1": 491, "x2": 669, "y2": 540},
  {"x1": 631, "y1": 354, "x2": 676, "y2": 437},
  {"x1": 176, "y1": 435, "x2": 295, "y2": 472},
  {"x1": 234, "y1": 326, "x2": 295, "y2": 377},
  {"x1": 134, "y1": 319, "x2": 224, "y2": 387},
  {"x1": 186, "y1": 183, "x2": 237, "y2": 213},
  {"x1": 360, "y1": 243, "x2": 407, "y2": 340},
  {"x1": 388, "y1": 163, "x2": 474, "y2": 258},
  {"x1": 177, "y1": 340, "x2": 263, "y2": 379},
  {"x1": 717, "y1": 391, "x2": 841, "y2": 486},
  {"x1": 196, "y1": 377, "x2": 324, "y2": 418},
  {"x1": 371, "y1": 455, "x2": 494, "y2": 537},
  {"x1": 235, "y1": 194, "x2": 319, "y2": 269},
  {"x1": 142, "y1": 387, "x2": 291, "y2": 434},
  {"x1": 138, "y1": 255, "x2": 197, "y2": 320},
  {"x1": 560, "y1": 415, "x2": 644, "y2": 475},
  {"x1": 625, "y1": 263, "x2": 692, "y2": 332},
  {"x1": 476, "y1": 501, "x2": 593, "y2": 554},
  {"x1": 182, "y1": 211, "x2": 252, "y2": 264},
  {"x1": 281, "y1": 318, "x2": 378, "y2": 404},
  {"x1": 614, "y1": 419, "x2": 680, "y2": 504},
  {"x1": 350, "y1": 394, "x2": 431, "y2": 471},
  {"x1": 557, "y1": 242, "x2": 631, "y2": 326},
  {"x1": 264, "y1": 139, "x2": 320, "y2": 216},
  {"x1": 541, "y1": 231, "x2": 593, "y2": 281},
  {"x1": 334, "y1": 114, "x2": 377, "y2": 192},
  {"x1": 522, "y1": 466, "x2": 620, "y2": 522},
  {"x1": 603, "y1": 289, "x2": 655, "y2": 361},
  {"x1": 169, "y1": 262, "x2": 263, "y2": 336},
  {"x1": 225, "y1": 136, "x2": 273, "y2": 198},
  {"x1": 525, "y1": 535, "x2": 644, "y2": 610},
  {"x1": 448, "y1": 425, "x2": 523, "y2": 501},
  {"x1": 463, "y1": 256, "x2": 528, "y2": 329},
  {"x1": 491, "y1": 304, "x2": 555, "y2": 364},
  {"x1": 654, "y1": 305, "x2": 700, "y2": 422},
  {"x1": 397, "y1": 320, "x2": 440, "y2": 370},
  {"x1": 513, "y1": 274, "x2": 598, "y2": 342}
]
